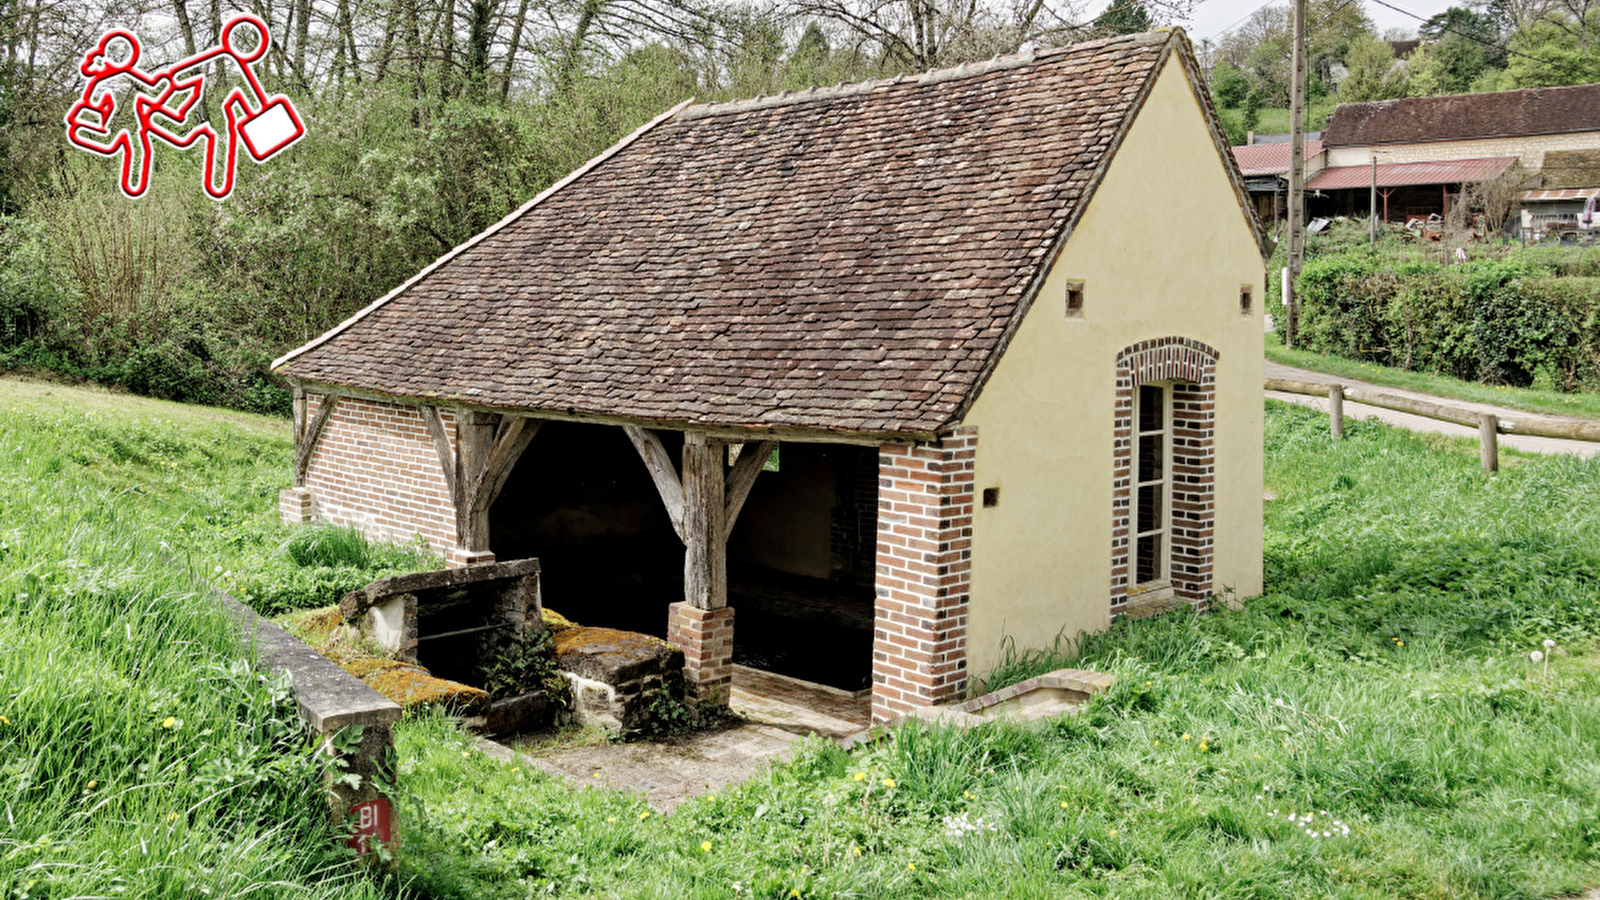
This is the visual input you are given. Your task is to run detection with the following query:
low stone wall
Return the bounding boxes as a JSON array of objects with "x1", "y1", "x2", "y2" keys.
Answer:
[{"x1": 217, "y1": 592, "x2": 400, "y2": 856}]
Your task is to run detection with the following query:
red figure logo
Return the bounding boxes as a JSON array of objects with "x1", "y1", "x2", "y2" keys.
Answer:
[{"x1": 64, "y1": 15, "x2": 305, "y2": 200}]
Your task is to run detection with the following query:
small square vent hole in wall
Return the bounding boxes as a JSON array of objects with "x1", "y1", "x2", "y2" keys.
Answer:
[
  {"x1": 1240, "y1": 284, "x2": 1253, "y2": 315},
  {"x1": 1065, "y1": 281, "x2": 1084, "y2": 317},
  {"x1": 982, "y1": 487, "x2": 1000, "y2": 508}
]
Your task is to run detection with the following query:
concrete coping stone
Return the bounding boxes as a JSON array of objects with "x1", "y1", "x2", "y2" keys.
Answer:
[
  {"x1": 961, "y1": 668, "x2": 1116, "y2": 714},
  {"x1": 340, "y1": 557, "x2": 541, "y2": 620},
  {"x1": 218, "y1": 592, "x2": 402, "y2": 734}
]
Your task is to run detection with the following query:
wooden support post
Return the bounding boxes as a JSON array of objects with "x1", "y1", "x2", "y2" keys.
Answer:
[
  {"x1": 1480, "y1": 413, "x2": 1499, "y2": 474},
  {"x1": 681, "y1": 432, "x2": 727, "y2": 610},
  {"x1": 1329, "y1": 384, "x2": 1345, "y2": 439},
  {"x1": 292, "y1": 385, "x2": 307, "y2": 443},
  {"x1": 456, "y1": 411, "x2": 499, "y2": 549}
]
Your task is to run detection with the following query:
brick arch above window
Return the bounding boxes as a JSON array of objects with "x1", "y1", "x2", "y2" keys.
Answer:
[
  {"x1": 1111, "y1": 337, "x2": 1219, "y2": 616},
  {"x1": 1114, "y1": 336, "x2": 1220, "y2": 388}
]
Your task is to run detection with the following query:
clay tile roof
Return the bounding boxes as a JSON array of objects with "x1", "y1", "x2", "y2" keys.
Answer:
[
  {"x1": 276, "y1": 31, "x2": 1232, "y2": 438},
  {"x1": 1324, "y1": 82, "x2": 1600, "y2": 148},
  {"x1": 1231, "y1": 139, "x2": 1323, "y2": 177}
]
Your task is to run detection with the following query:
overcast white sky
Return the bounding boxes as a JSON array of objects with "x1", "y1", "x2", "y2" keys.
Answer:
[{"x1": 1155, "y1": 0, "x2": 1460, "y2": 45}]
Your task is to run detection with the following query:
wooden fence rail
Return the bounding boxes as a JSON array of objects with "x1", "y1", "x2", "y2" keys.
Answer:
[{"x1": 1265, "y1": 377, "x2": 1600, "y2": 473}]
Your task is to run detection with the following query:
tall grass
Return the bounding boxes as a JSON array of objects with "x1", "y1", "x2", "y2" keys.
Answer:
[{"x1": 0, "y1": 394, "x2": 390, "y2": 897}]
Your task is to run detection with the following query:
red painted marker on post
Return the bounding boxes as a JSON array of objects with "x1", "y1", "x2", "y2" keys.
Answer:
[
  {"x1": 346, "y1": 798, "x2": 392, "y2": 855},
  {"x1": 64, "y1": 14, "x2": 305, "y2": 199}
]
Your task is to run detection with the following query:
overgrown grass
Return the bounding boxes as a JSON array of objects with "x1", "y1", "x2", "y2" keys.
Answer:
[
  {"x1": 387, "y1": 402, "x2": 1600, "y2": 898},
  {"x1": 1267, "y1": 331, "x2": 1600, "y2": 420},
  {"x1": 0, "y1": 380, "x2": 394, "y2": 897}
]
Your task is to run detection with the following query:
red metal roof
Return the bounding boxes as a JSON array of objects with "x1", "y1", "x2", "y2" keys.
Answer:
[
  {"x1": 1305, "y1": 157, "x2": 1517, "y2": 191},
  {"x1": 1520, "y1": 188, "x2": 1600, "y2": 202},
  {"x1": 1231, "y1": 140, "x2": 1323, "y2": 177}
]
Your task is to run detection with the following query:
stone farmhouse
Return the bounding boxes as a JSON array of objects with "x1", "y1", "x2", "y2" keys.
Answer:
[
  {"x1": 1305, "y1": 82, "x2": 1600, "y2": 226},
  {"x1": 272, "y1": 30, "x2": 1267, "y2": 723}
]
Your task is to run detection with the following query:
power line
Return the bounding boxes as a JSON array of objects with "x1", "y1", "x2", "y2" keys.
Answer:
[{"x1": 1366, "y1": 0, "x2": 1569, "y2": 71}]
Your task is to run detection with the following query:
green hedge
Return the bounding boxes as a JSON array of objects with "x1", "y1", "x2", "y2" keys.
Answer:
[{"x1": 1297, "y1": 254, "x2": 1600, "y2": 392}]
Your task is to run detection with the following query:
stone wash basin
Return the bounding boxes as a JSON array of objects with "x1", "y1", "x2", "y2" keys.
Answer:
[{"x1": 550, "y1": 626, "x2": 684, "y2": 734}]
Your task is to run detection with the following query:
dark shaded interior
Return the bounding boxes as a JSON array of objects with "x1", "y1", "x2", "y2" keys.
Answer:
[
  {"x1": 488, "y1": 426, "x2": 878, "y2": 692},
  {"x1": 490, "y1": 421, "x2": 684, "y2": 635}
]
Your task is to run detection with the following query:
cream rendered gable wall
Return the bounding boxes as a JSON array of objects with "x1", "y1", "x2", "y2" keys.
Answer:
[{"x1": 960, "y1": 54, "x2": 1265, "y2": 683}]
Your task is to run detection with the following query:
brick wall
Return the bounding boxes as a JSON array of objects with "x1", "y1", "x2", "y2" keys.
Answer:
[
  {"x1": 1111, "y1": 338, "x2": 1217, "y2": 614},
  {"x1": 300, "y1": 394, "x2": 460, "y2": 553},
  {"x1": 872, "y1": 428, "x2": 975, "y2": 722}
]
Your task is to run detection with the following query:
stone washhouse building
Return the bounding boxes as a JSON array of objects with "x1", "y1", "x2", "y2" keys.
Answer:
[{"x1": 273, "y1": 30, "x2": 1268, "y2": 723}]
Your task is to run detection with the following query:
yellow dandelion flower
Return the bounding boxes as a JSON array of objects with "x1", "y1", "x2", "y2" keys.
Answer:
[
  {"x1": 1109, "y1": 829, "x2": 1118, "y2": 837},
  {"x1": 593, "y1": 772, "x2": 602, "y2": 778},
  {"x1": 852, "y1": 845, "x2": 862, "y2": 857},
  {"x1": 853, "y1": 772, "x2": 866, "y2": 782},
  {"x1": 87, "y1": 780, "x2": 97, "y2": 789},
  {"x1": 1253, "y1": 754, "x2": 1261, "y2": 760},
  {"x1": 166, "y1": 812, "x2": 180, "y2": 821},
  {"x1": 1144, "y1": 681, "x2": 1152, "y2": 686},
  {"x1": 907, "y1": 862, "x2": 915, "y2": 871},
  {"x1": 1198, "y1": 742, "x2": 1209, "y2": 752},
  {"x1": 638, "y1": 810, "x2": 651, "y2": 820},
  {"x1": 606, "y1": 816, "x2": 618, "y2": 823},
  {"x1": 1397, "y1": 641, "x2": 1404, "y2": 647},
  {"x1": 791, "y1": 890, "x2": 801, "y2": 898},
  {"x1": 1060, "y1": 801, "x2": 1069, "y2": 808},
  {"x1": 161, "y1": 716, "x2": 177, "y2": 730},
  {"x1": 700, "y1": 840, "x2": 713, "y2": 852},
  {"x1": 461, "y1": 750, "x2": 472, "y2": 758},
  {"x1": 1153, "y1": 740, "x2": 1161, "y2": 747},
  {"x1": 962, "y1": 791, "x2": 974, "y2": 800},
  {"x1": 0, "y1": 715, "x2": 9, "y2": 725},
  {"x1": 1181, "y1": 733, "x2": 1190, "y2": 741},
  {"x1": 882, "y1": 778, "x2": 897, "y2": 788}
]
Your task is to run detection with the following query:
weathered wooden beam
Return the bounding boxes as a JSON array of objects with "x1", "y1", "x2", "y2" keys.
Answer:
[
  {"x1": 292, "y1": 385, "x2": 307, "y2": 444},
  {"x1": 624, "y1": 425, "x2": 686, "y2": 541},
  {"x1": 455, "y1": 411, "x2": 500, "y2": 549},
  {"x1": 723, "y1": 439, "x2": 777, "y2": 540},
  {"x1": 681, "y1": 432, "x2": 727, "y2": 610},
  {"x1": 293, "y1": 393, "x2": 341, "y2": 487},
  {"x1": 1480, "y1": 413, "x2": 1499, "y2": 474},
  {"x1": 419, "y1": 405, "x2": 457, "y2": 499}
]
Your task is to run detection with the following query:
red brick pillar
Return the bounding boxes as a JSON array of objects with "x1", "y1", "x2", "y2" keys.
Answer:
[
  {"x1": 872, "y1": 428, "x2": 976, "y2": 723},
  {"x1": 668, "y1": 602, "x2": 735, "y2": 706}
]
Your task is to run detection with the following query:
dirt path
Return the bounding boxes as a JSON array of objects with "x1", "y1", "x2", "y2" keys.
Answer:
[{"x1": 1266, "y1": 361, "x2": 1600, "y2": 459}]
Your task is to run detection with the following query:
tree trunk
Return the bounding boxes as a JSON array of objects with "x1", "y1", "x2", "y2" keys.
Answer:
[
  {"x1": 498, "y1": 0, "x2": 529, "y2": 101},
  {"x1": 292, "y1": 0, "x2": 311, "y2": 89},
  {"x1": 464, "y1": 0, "x2": 489, "y2": 100},
  {"x1": 438, "y1": 0, "x2": 456, "y2": 102}
]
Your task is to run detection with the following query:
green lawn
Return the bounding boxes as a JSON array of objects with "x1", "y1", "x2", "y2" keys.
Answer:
[
  {"x1": 1267, "y1": 331, "x2": 1600, "y2": 420},
  {"x1": 4, "y1": 377, "x2": 1600, "y2": 899}
]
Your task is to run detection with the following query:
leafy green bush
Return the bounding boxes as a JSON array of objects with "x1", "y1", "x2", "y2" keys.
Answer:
[{"x1": 1296, "y1": 250, "x2": 1600, "y2": 391}]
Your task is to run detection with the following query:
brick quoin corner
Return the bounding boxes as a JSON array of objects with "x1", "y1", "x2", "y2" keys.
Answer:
[{"x1": 872, "y1": 428, "x2": 976, "y2": 723}]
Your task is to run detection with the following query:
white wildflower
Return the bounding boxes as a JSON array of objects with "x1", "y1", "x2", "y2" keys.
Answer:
[
  {"x1": 1543, "y1": 639, "x2": 1556, "y2": 649},
  {"x1": 1531, "y1": 650, "x2": 1545, "y2": 663}
]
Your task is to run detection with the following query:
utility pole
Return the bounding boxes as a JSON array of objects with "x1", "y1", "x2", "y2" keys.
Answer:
[
  {"x1": 1370, "y1": 154, "x2": 1379, "y2": 246},
  {"x1": 1285, "y1": 0, "x2": 1307, "y2": 349}
]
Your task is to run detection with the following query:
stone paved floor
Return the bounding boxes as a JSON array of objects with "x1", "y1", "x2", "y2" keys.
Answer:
[{"x1": 480, "y1": 722, "x2": 807, "y2": 812}]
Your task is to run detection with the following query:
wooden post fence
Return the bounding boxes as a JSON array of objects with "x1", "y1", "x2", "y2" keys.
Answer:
[{"x1": 1265, "y1": 377, "x2": 1600, "y2": 474}]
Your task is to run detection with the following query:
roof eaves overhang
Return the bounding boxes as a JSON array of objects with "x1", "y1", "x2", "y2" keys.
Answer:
[{"x1": 281, "y1": 377, "x2": 937, "y2": 447}]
